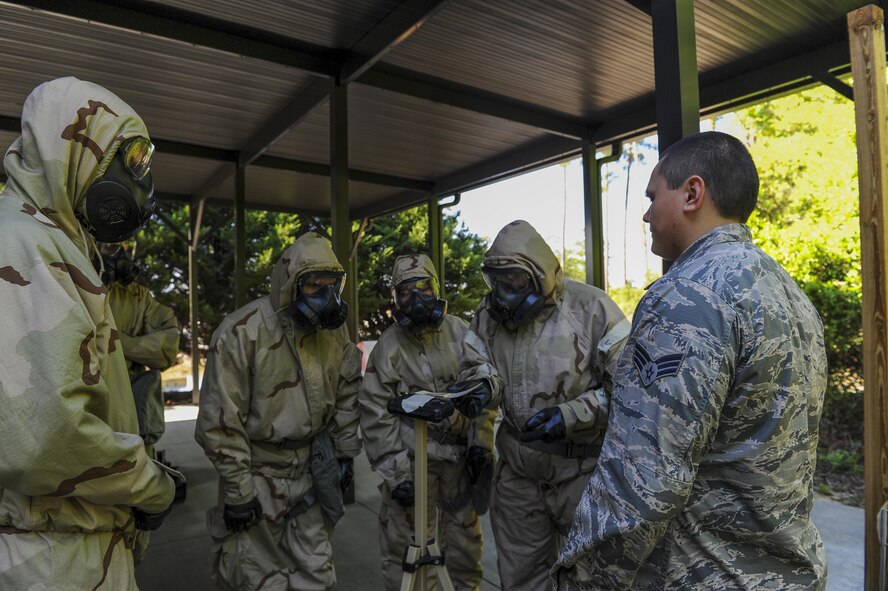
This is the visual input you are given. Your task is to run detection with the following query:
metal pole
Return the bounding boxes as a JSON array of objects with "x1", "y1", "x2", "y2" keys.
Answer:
[
  {"x1": 330, "y1": 79, "x2": 357, "y2": 341},
  {"x1": 582, "y1": 142, "x2": 621, "y2": 289},
  {"x1": 235, "y1": 164, "x2": 246, "y2": 309},
  {"x1": 188, "y1": 196, "x2": 202, "y2": 403}
]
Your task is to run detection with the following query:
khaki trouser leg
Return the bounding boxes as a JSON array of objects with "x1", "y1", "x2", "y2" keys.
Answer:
[
  {"x1": 0, "y1": 530, "x2": 137, "y2": 591},
  {"x1": 212, "y1": 502, "x2": 335, "y2": 591},
  {"x1": 436, "y1": 460, "x2": 483, "y2": 591}
]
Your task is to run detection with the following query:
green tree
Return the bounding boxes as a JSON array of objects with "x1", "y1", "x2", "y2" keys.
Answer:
[
  {"x1": 133, "y1": 202, "x2": 489, "y2": 349},
  {"x1": 740, "y1": 84, "x2": 862, "y2": 443},
  {"x1": 133, "y1": 202, "x2": 309, "y2": 353}
]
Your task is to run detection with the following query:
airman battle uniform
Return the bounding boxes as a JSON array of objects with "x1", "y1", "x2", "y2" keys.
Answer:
[
  {"x1": 0, "y1": 77, "x2": 175, "y2": 590},
  {"x1": 359, "y1": 254, "x2": 502, "y2": 590},
  {"x1": 470, "y1": 220, "x2": 630, "y2": 591},
  {"x1": 195, "y1": 232, "x2": 362, "y2": 591},
  {"x1": 554, "y1": 225, "x2": 828, "y2": 590}
]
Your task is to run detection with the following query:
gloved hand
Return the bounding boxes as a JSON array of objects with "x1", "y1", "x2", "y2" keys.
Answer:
[
  {"x1": 521, "y1": 407, "x2": 566, "y2": 443},
  {"x1": 390, "y1": 480, "x2": 415, "y2": 508},
  {"x1": 223, "y1": 497, "x2": 263, "y2": 533},
  {"x1": 464, "y1": 445, "x2": 494, "y2": 485},
  {"x1": 339, "y1": 458, "x2": 354, "y2": 494},
  {"x1": 133, "y1": 504, "x2": 172, "y2": 531},
  {"x1": 447, "y1": 379, "x2": 492, "y2": 419}
]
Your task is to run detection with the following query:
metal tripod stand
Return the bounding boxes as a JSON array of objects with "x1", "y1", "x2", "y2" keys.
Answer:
[{"x1": 387, "y1": 394, "x2": 456, "y2": 591}]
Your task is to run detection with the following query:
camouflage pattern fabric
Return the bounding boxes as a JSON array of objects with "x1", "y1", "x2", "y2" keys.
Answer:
[
  {"x1": 553, "y1": 224, "x2": 828, "y2": 590},
  {"x1": 359, "y1": 253, "x2": 502, "y2": 591},
  {"x1": 470, "y1": 220, "x2": 629, "y2": 591},
  {"x1": 0, "y1": 77, "x2": 175, "y2": 590},
  {"x1": 108, "y1": 281, "x2": 179, "y2": 447},
  {"x1": 195, "y1": 232, "x2": 362, "y2": 591}
]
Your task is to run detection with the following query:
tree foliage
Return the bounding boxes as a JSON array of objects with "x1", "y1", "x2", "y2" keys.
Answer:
[
  {"x1": 740, "y1": 85, "x2": 862, "y2": 443},
  {"x1": 131, "y1": 202, "x2": 489, "y2": 350}
]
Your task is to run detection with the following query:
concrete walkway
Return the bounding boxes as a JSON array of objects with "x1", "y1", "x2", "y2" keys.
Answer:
[{"x1": 136, "y1": 407, "x2": 864, "y2": 590}]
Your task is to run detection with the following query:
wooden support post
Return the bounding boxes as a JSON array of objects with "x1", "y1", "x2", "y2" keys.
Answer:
[
  {"x1": 330, "y1": 79, "x2": 357, "y2": 341},
  {"x1": 848, "y1": 5, "x2": 888, "y2": 589}
]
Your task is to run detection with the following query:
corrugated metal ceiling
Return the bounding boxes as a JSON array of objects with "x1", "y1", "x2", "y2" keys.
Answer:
[{"x1": 0, "y1": 0, "x2": 874, "y2": 217}]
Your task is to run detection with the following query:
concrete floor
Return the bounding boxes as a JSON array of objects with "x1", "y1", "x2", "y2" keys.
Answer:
[{"x1": 136, "y1": 407, "x2": 864, "y2": 591}]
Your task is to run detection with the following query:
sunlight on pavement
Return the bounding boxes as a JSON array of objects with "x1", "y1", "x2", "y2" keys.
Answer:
[{"x1": 164, "y1": 405, "x2": 199, "y2": 423}]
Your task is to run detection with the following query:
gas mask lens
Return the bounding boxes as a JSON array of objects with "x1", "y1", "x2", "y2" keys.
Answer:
[
  {"x1": 121, "y1": 136, "x2": 155, "y2": 180},
  {"x1": 395, "y1": 277, "x2": 438, "y2": 303},
  {"x1": 484, "y1": 267, "x2": 532, "y2": 293},
  {"x1": 299, "y1": 271, "x2": 345, "y2": 296}
]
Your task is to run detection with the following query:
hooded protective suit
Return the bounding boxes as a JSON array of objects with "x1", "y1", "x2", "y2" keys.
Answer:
[
  {"x1": 470, "y1": 220, "x2": 630, "y2": 591},
  {"x1": 359, "y1": 254, "x2": 502, "y2": 591},
  {"x1": 195, "y1": 232, "x2": 362, "y2": 591},
  {"x1": 108, "y1": 281, "x2": 179, "y2": 451},
  {"x1": 0, "y1": 77, "x2": 175, "y2": 590}
]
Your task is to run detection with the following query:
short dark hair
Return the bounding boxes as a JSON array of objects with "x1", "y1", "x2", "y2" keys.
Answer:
[{"x1": 658, "y1": 131, "x2": 759, "y2": 222}]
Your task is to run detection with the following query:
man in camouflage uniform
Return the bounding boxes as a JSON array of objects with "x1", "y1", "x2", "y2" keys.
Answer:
[
  {"x1": 0, "y1": 77, "x2": 177, "y2": 590},
  {"x1": 195, "y1": 232, "x2": 362, "y2": 591},
  {"x1": 359, "y1": 254, "x2": 502, "y2": 591},
  {"x1": 99, "y1": 244, "x2": 179, "y2": 457},
  {"x1": 553, "y1": 131, "x2": 828, "y2": 590},
  {"x1": 464, "y1": 220, "x2": 630, "y2": 591}
]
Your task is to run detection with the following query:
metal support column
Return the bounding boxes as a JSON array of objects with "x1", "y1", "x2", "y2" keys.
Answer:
[
  {"x1": 427, "y1": 196, "x2": 444, "y2": 287},
  {"x1": 330, "y1": 79, "x2": 357, "y2": 340},
  {"x1": 652, "y1": 0, "x2": 699, "y2": 154},
  {"x1": 188, "y1": 196, "x2": 205, "y2": 403},
  {"x1": 235, "y1": 165, "x2": 247, "y2": 309},
  {"x1": 582, "y1": 142, "x2": 621, "y2": 289}
]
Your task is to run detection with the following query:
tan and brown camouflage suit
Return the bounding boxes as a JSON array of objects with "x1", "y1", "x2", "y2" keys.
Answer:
[
  {"x1": 195, "y1": 233, "x2": 362, "y2": 591},
  {"x1": 359, "y1": 254, "x2": 502, "y2": 591},
  {"x1": 0, "y1": 77, "x2": 175, "y2": 590},
  {"x1": 470, "y1": 220, "x2": 630, "y2": 591},
  {"x1": 108, "y1": 281, "x2": 179, "y2": 454}
]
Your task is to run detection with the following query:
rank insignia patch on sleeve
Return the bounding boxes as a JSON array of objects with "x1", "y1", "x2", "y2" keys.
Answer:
[{"x1": 633, "y1": 342, "x2": 684, "y2": 386}]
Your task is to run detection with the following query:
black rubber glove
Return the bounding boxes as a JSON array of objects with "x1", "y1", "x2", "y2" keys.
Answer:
[
  {"x1": 223, "y1": 497, "x2": 263, "y2": 533},
  {"x1": 447, "y1": 379, "x2": 492, "y2": 419},
  {"x1": 339, "y1": 458, "x2": 355, "y2": 494},
  {"x1": 521, "y1": 407, "x2": 566, "y2": 443},
  {"x1": 390, "y1": 480, "x2": 415, "y2": 507},
  {"x1": 133, "y1": 503, "x2": 172, "y2": 531},
  {"x1": 464, "y1": 445, "x2": 494, "y2": 485}
]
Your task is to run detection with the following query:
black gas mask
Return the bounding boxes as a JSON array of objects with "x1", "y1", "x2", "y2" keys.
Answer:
[
  {"x1": 392, "y1": 276, "x2": 447, "y2": 333},
  {"x1": 289, "y1": 271, "x2": 349, "y2": 330},
  {"x1": 483, "y1": 266, "x2": 544, "y2": 328},
  {"x1": 78, "y1": 136, "x2": 156, "y2": 243},
  {"x1": 95, "y1": 245, "x2": 142, "y2": 286}
]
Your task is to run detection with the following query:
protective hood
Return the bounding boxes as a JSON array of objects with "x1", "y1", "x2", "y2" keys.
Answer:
[
  {"x1": 269, "y1": 232, "x2": 345, "y2": 313},
  {"x1": 391, "y1": 253, "x2": 439, "y2": 288},
  {"x1": 1, "y1": 77, "x2": 150, "y2": 252},
  {"x1": 482, "y1": 220, "x2": 563, "y2": 304}
]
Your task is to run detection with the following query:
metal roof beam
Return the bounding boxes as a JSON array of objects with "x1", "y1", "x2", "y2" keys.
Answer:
[
  {"x1": 358, "y1": 64, "x2": 592, "y2": 139},
  {"x1": 623, "y1": 0, "x2": 652, "y2": 17},
  {"x1": 340, "y1": 0, "x2": 453, "y2": 84},
  {"x1": 156, "y1": 191, "x2": 328, "y2": 217},
  {"x1": 237, "y1": 79, "x2": 331, "y2": 168},
  {"x1": 592, "y1": 38, "x2": 860, "y2": 145},
  {"x1": 1, "y1": 113, "x2": 432, "y2": 191},
  {"x1": 251, "y1": 155, "x2": 434, "y2": 191},
  {"x1": 352, "y1": 135, "x2": 582, "y2": 219},
  {"x1": 809, "y1": 69, "x2": 855, "y2": 101},
  {"x1": 14, "y1": 0, "x2": 339, "y2": 76},
  {"x1": 12, "y1": 0, "x2": 591, "y2": 139}
]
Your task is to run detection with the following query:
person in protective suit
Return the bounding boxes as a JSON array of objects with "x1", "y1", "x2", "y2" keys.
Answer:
[
  {"x1": 0, "y1": 77, "x2": 179, "y2": 590},
  {"x1": 195, "y1": 231, "x2": 362, "y2": 591},
  {"x1": 98, "y1": 244, "x2": 179, "y2": 457},
  {"x1": 358, "y1": 254, "x2": 503, "y2": 591},
  {"x1": 457, "y1": 220, "x2": 630, "y2": 591}
]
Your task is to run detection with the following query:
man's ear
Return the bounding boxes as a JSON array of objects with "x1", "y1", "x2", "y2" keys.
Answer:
[{"x1": 683, "y1": 175, "x2": 706, "y2": 212}]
